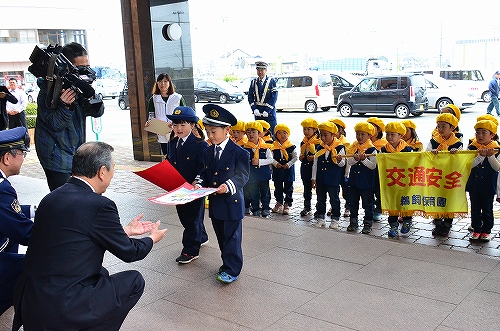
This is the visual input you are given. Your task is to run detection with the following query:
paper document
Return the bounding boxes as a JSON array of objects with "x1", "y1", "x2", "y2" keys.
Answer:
[
  {"x1": 148, "y1": 183, "x2": 217, "y2": 205},
  {"x1": 144, "y1": 118, "x2": 171, "y2": 135}
]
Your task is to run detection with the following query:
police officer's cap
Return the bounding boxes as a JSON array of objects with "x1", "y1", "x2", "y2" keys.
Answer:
[
  {"x1": 202, "y1": 104, "x2": 237, "y2": 127},
  {"x1": 255, "y1": 61, "x2": 268, "y2": 69},
  {"x1": 166, "y1": 106, "x2": 198, "y2": 123},
  {"x1": 0, "y1": 127, "x2": 29, "y2": 153}
]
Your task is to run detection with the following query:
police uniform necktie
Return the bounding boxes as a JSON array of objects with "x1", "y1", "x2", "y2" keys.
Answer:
[
  {"x1": 215, "y1": 145, "x2": 222, "y2": 163},
  {"x1": 176, "y1": 139, "x2": 183, "y2": 155}
]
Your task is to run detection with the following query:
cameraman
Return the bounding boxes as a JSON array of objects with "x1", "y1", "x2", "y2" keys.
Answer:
[{"x1": 34, "y1": 42, "x2": 103, "y2": 191}]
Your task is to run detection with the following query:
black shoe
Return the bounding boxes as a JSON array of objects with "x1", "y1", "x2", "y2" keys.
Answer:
[{"x1": 176, "y1": 253, "x2": 199, "y2": 264}]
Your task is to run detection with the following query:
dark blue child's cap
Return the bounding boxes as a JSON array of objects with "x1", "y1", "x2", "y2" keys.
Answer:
[
  {"x1": 166, "y1": 106, "x2": 198, "y2": 123},
  {"x1": 202, "y1": 104, "x2": 237, "y2": 127}
]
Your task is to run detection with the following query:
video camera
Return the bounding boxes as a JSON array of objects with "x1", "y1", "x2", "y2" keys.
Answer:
[{"x1": 28, "y1": 44, "x2": 103, "y2": 117}]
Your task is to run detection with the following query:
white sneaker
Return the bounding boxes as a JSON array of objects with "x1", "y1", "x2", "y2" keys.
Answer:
[
  {"x1": 314, "y1": 218, "x2": 326, "y2": 228},
  {"x1": 329, "y1": 220, "x2": 340, "y2": 229}
]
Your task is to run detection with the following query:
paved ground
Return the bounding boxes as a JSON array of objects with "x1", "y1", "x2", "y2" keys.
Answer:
[{"x1": 3, "y1": 143, "x2": 500, "y2": 330}]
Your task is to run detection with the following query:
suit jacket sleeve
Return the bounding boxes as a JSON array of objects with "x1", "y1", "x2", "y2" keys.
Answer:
[{"x1": 90, "y1": 198, "x2": 153, "y2": 263}]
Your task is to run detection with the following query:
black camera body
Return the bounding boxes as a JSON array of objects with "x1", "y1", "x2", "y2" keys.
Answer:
[{"x1": 28, "y1": 44, "x2": 104, "y2": 117}]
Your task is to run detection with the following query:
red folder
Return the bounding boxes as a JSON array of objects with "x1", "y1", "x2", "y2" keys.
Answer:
[{"x1": 133, "y1": 160, "x2": 190, "y2": 191}]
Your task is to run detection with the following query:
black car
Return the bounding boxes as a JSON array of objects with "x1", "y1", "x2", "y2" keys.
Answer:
[
  {"x1": 337, "y1": 73, "x2": 428, "y2": 119},
  {"x1": 118, "y1": 87, "x2": 129, "y2": 110},
  {"x1": 194, "y1": 80, "x2": 245, "y2": 104}
]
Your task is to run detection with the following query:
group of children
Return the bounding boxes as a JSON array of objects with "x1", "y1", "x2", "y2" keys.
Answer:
[
  {"x1": 225, "y1": 103, "x2": 500, "y2": 241},
  {"x1": 162, "y1": 102, "x2": 499, "y2": 283}
]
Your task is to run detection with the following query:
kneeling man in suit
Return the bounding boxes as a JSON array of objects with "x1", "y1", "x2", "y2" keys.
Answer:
[{"x1": 13, "y1": 141, "x2": 167, "y2": 331}]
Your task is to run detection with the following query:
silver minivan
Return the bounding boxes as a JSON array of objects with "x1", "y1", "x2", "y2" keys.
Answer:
[{"x1": 275, "y1": 72, "x2": 335, "y2": 112}]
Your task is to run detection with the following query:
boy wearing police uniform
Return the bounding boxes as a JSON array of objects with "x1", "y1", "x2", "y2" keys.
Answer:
[
  {"x1": 0, "y1": 127, "x2": 34, "y2": 315},
  {"x1": 166, "y1": 106, "x2": 209, "y2": 264},
  {"x1": 195, "y1": 104, "x2": 249, "y2": 284},
  {"x1": 248, "y1": 61, "x2": 278, "y2": 134}
]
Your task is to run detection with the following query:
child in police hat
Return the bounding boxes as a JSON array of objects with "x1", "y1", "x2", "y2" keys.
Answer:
[
  {"x1": 243, "y1": 121, "x2": 274, "y2": 217},
  {"x1": 270, "y1": 124, "x2": 297, "y2": 215},
  {"x1": 194, "y1": 104, "x2": 250, "y2": 284},
  {"x1": 165, "y1": 106, "x2": 209, "y2": 264},
  {"x1": 312, "y1": 121, "x2": 346, "y2": 229},
  {"x1": 380, "y1": 122, "x2": 414, "y2": 238},
  {"x1": 345, "y1": 122, "x2": 378, "y2": 234},
  {"x1": 466, "y1": 120, "x2": 500, "y2": 242},
  {"x1": 299, "y1": 118, "x2": 321, "y2": 217},
  {"x1": 427, "y1": 113, "x2": 463, "y2": 237}
]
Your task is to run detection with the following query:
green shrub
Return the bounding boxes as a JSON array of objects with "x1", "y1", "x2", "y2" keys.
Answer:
[
  {"x1": 25, "y1": 102, "x2": 37, "y2": 129},
  {"x1": 223, "y1": 74, "x2": 239, "y2": 82}
]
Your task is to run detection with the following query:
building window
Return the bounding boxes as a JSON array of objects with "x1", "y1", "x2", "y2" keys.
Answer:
[
  {"x1": 0, "y1": 29, "x2": 37, "y2": 43},
  {"x1": 37, "y1": 30, "x2": 87, "y2": 48}
]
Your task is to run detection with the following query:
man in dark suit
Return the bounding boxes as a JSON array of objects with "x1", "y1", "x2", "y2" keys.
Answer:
[
  {"x1": 0, "y1": 127, "x2": 33, "y2": 315},
  {"x1": 195, "y1": 104, "x2": 250, "y2": 284},
  {"x1": 166, "y1": 106, "x2": 209, "y2": 264},
  {"x1": 12, "y1": 141, "x2": 167, "y2": 331}
]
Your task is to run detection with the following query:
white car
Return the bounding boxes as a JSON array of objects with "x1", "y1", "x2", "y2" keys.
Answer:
[
  {"x1": 92, "y1": 79, "x2": 125, "y2": 99},
  {"x1": 424, "y1": 74, "x2": 476, "y2": 111}
]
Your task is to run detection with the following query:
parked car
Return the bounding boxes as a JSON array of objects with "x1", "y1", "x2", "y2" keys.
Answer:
[
  {"x1": 405, "y1": 68, "x2": 489, "y2": 102},
  {"x1": 26, "y1": 85, "x2": 39, "y2": 103},
  {"x1": 92, "y1": 78, "x2": 125, "y2": 99},
  {"x1": 275, "y1": 71, "x2": 334, "y2": 112},
  {"x1": 232, "y1": 77, "x2": 256, "y2": 95},
  {"x1": 337, "y1": 73, "x2": 428, "y2": 118},
  {"x1": 329, "y1": 72, "x2": 361, "y2": 105},
  {"x1": 118, "y1": 87, "x2": 129, "y2": 110},
  {"x1": 424, "y1": 74, "x2": 476, "y2": 112},
  {"x1": 194, "y1": 80, "x2": 245, "y2": 103}
]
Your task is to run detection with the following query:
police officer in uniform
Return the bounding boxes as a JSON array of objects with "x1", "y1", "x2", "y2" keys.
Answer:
[
  {"x1": 248, "y1": 61, "x2": 278, "y2": 134},
  {"x1": 0, "y1": 127, "x2": 34, "y2": 315}
]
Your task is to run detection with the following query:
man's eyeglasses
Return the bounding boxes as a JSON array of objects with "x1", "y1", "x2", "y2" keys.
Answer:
[{"x1": 14, "y1": 150, "x2": 27, "y2": 158}]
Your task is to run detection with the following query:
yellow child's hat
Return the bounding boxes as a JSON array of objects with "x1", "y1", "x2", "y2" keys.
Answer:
[
  {"x1": 329, "y1": 118, "x2": 346, "y2": 129},
  {"x1": 385, "y1": 122, "x2": 407, "y2": 136},
  {"x1": 256, "y1": 120, "x2": 270, "y2": 131},
  {"x1": 300, "y1": 117, "x2": 318, "y2": 128},
  {"x1": 245, "y1": 121, "x2": 263, "y2": 133},
  {"x1": 274, "y1": 123, "x2": 290, "y2": 135},
  {"x1": 474, "y1": 120, "x2": 497, "y2": 134},
  {"x1": 400, "y1": 119, "x2": 416, "y2": 130},
  {"x1": 441, "y1": 104, "x2": 461, "y2": 122},
  {"x1": 477, "y1": 114, "x2": 499, "y2": 126},
  {"x1": 354, "y1": 122, "x2": 374, "y2": 135},
  {"x1": 436, "y1": 113, "x2": 458, "y2": 128},
  {"x1": 318, "y1": 121, "x2": 338, "y2": 134},
  {"x1": 231, "y1": 120, "x2": 246, "y2": 132},
  {"x1": 367, "y1": 117, "x2": 385, "y2": 132}
]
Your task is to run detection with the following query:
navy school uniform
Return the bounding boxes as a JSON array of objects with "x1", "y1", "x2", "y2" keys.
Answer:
[
  {"x1": 300, "y1": 141, "x2": 320, "y2": 211},
  {"x1": 347, "y1": 146, "x2": 378, "y2": 224},
  {"x1": 272, "y1": 144, "x2": 297, "y2": 206},
  {"x1": 0, "y1": 174, "x2": 33, "y2": 315},
  {"x1": 244, "y1": 146, "x2": 274, "y2": 214},
  {"x1": 313, "y1": 145, "x2": 346, "y2": 219},
  {"x1": 167, "y1": 133, "x2": 209, "y2": 257},
  {"x1": 198, "y1": 139, "x2": 250, "y2": 277},
  {"x1": 466, "y1": 146, "x2": 500, "y2": 234}
]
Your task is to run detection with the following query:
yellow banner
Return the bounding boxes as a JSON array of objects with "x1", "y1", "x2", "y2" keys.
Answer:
[{"x1": 377, "y1": 151, "x2": 476, "y2": 218}]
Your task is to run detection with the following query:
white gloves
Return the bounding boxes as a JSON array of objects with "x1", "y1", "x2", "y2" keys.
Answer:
[
  {"x1": 253, "y1": 109, "x2": 261, "y2": 117},
  {"x1": 262, "y1": 111, "x2": 268, "y2": 117}
]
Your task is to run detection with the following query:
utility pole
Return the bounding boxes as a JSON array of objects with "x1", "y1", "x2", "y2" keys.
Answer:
[{"x1": 173, "y1": 10, "x2": 185, "y2": 68}]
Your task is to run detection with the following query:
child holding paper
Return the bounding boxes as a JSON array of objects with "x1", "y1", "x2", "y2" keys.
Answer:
[{"x1": 166, "y1": 106, "x2": 209, "y2": 264}]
